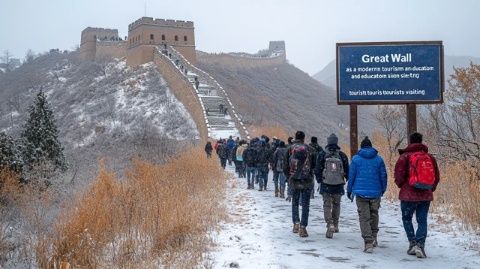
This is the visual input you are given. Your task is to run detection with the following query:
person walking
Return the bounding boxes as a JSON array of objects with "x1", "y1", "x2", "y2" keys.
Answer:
[
  {"x1": 315, "y1": 133, "x2": 349, "y2": 239},
  {"x1": 227, "y1": 136, "x2": 236, "y2": 166},
  {"x1": 309, "y1": 136, "x2": 323, "y2": 199},
  {"x1": 243, "y1": 141, "x2": 257, "y2": 189},
  {"x1": 394, "y1": 132, "x2": 440, "y2": 259},
  {"x1": 194, "y1": 76, "x2": 200, "y2": 90},
  {"x1": 236, "y1": 140, "x2": 247, "y2": 178},
  {"x1": 216, "y1": 140, "x2": 228, "y2": 169},
  {"x1": 284, "y1": 131, "x2": 315, "y2": 237},
  {"x1": 205, "y1": 141, "x2": 213, "y2": 158},
  {"x1": 347, "y1": 137, "x2": 387, "y2": 253},
  {"x1": 256, "y1": 139, "x2": 270, "y2": 191},
  {"x1": 272, "y1": 141, "x2": 288, "y2": 198}
]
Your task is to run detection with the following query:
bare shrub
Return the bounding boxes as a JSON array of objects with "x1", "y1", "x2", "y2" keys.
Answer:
[{"x1": 38, "y1": 146, "x2": 226, "y2": 268}]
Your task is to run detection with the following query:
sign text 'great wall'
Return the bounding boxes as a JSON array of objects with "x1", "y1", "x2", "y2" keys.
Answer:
[{"x1": 336, "y1": 41, "x2": 444, "y2": 104}]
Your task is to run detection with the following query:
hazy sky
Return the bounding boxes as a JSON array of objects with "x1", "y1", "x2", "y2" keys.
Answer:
[{"x1": 1, "y1": 0, "x2": 480, "y2": 74}]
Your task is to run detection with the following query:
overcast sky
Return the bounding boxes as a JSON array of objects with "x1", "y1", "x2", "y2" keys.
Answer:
[{"x1": 1, "y1": 0, "x2": 479, "y2": 74}]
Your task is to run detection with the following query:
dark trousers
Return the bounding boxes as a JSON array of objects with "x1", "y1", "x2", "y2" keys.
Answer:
[
  {"x1": 356, "y1": 197, "x2": 381, "y2": 243},
  {"x1": 292, "y1": 188, "x2": 312, "y2": 227},
  {"x1": 257, "y1": 166, "x2": 268, "y2": 188},
  {"x1": 322, "y1": 193, "x2": 342, "y2": 226},
  {"x1": 401, "y1": 201, "x2": 431, "y2": 247},
  {"x1": 220, "y1": 158, "x2": 227, "y2": 169}
]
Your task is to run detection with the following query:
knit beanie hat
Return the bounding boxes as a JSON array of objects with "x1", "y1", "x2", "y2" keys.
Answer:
[
  {"x1": 361, "y1": 136, "x2": 373, "y2": 148},
  {"x1": 327, "y1": 133, "x2": 338, "y2": 145}
]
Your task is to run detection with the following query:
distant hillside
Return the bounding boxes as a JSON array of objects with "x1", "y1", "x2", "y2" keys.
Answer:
[
  {"x1": 197, "y1": 54, "x2": 376, "y2": 142},
  {"x1": 313, "y1": 55, "x2": 480, "y2": 89},
  {"x1": 0, "y1": 51, "x2": 198, "y2": 184}
]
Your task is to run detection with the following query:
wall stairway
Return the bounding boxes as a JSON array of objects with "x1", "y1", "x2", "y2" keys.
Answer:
[{"x1": 154, "y1": 46, "x2": 250, "y2": 140}]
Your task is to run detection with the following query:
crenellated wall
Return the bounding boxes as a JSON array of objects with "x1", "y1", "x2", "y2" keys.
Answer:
[{"x1": 197, "y1": 52, "x2": 286, "y2": 69}]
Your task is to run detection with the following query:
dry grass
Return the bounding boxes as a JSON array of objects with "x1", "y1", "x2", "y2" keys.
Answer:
[
  {"x1": 250, "y1": 125, "x2": 289, "y2": 141},
  {"x1": 36, "y1": 146, "x2": 226, "y2": 268},
  {"x1": 371, "y1": 131, "x2": 480, "y2": 231}
]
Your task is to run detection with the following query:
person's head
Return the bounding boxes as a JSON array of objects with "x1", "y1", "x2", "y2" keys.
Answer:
[
  {"x1": 295, "y1": 131, "x2": 305, "y2": 142},
  {"x1": 311, "y1": 136, "x2": 318, "y2": 144},
  {"x1": 360, "y1": 136, "x2": 372, "y2": 148},
  {"x1": 229, "y1": 135, "x2": 233, "y2": 139},
  {"x1": 287, "y1": 137, "x2": 293, "y2": 145},
  {"x1": 409, "y1": 132, "x2": 423, "y2": 144},
  {"x1": 279, "y1": 141, "x2": 286, "y2": 148},
  {"x1": 327, "y1": 133, "x2": 338, "y2": 145}
]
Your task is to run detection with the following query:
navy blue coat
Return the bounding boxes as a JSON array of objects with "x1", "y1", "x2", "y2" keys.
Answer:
[{"x1": 347, "y1": 147, "x2": 388, "y2": 199}]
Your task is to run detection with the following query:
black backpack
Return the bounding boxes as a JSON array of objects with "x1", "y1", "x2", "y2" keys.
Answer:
[
  {"x1": 256, "y1": 147, "x2": 268, "y2": 164},
  {"x1": 244, "y1": 148, "x2": 256, "y2": 165}
]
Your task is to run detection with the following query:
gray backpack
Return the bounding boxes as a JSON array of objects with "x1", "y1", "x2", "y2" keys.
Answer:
[{"x1": 322, "y1": 150, "x2": 345, "y2": 185}]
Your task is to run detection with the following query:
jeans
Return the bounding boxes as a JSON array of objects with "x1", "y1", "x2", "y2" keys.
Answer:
[
  {"x1": 273, "y1": 171, "x2": 286, "y2": 190},
  {"x1": 292, "y1": 188, "x2": 312, "y2": 227},
  {"x1": 237, "y1": 161, "x2": 245, "y2": 177},
  {"x1": 246, "y1": 166, "x2": 256, "y2": 187},
  {"x1": 257, "y1": 166, "x2": 269, "y2": 189},
  {"x1": 322, "y1": 193, "x2": 342, "y2": 226},
  {"x1": 356, "y1": 197, "x2": 381, "y2": 243},
  {"x1": 401, "y1": 201, "x2": 431, "y2": 247}
]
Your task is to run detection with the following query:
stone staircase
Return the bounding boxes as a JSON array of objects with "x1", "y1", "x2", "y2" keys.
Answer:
[{"x1": 155, "y1": 46, "x2": 250, "y2": 140}]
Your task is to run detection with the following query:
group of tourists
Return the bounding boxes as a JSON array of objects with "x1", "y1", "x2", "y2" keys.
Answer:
[{"x1": 205, "y1": 131, "x2": 440, "y2": 258}]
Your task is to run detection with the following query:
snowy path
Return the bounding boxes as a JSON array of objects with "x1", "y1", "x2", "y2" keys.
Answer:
[{"x1": 211, "y1": 165, "x2": 480, "y2": 269}]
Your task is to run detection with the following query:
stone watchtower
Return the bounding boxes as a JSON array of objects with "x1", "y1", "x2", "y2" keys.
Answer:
[
  {"x1": 126, "y1": 17, "x2": 196, "y2": 66},
  {"x1": 80, "y1": 28, "x2": 125, "y2": 61}
]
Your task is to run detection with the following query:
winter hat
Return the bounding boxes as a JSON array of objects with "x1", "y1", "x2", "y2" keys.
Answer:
[
  {"x1": 360, "y1": 136, "x2": 373, "y2": 148},
  {"x1": 279, "y1": 141, "x2": 286, "y2": 147},
  {"x1": 327, "y1": 133, "x2": 338, "y2": 145},
  {"x1": 295, "y1": 131, "x2": 305, "y2": 141},
  {"x1": 287, "y1": 137, "x2": 294, "y2": 145},
  {"x1": 311, "y1": 136, "x2": 318, "y2": 144}
]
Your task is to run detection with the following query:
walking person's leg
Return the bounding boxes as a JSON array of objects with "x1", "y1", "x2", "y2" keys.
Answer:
[
  {"x1": 414, "y1": 201, "x2": 431, "y2": 258},
  {"x1": 356, "y1": 197, "x2": 374, "y2": 252},
  {"x1": 273, "y1": 170, "x2": 280, "y2": 196},
  {"x1": 299, "y1": 188, "x2": 312, "y2": 237},
  {"x1": 332, "y1": 194, "x2": 342, "y2": 233},
  {"x1": 323, "y1": 193, "x2": 335, "y2": 238},
  {"x1": 291, "y1": 188, "x2": 301, "y2": 233},
  {"x1": 279, "y1": 172, "x2": 286, "y2": 198},
  {"x1": 370, "y1": 198, "x2": 381, "y2": 247},
  {"x1": 401, "y1": 201, "x2": 417, "y2": 255},
  {"x1": 263, "y1": 167, "x2": 268, "y2": 190}
]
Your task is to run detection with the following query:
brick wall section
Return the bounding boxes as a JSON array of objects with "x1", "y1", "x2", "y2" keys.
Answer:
[
  {"x1": 197, "y1": 52, "x2": 286, "y2": 69},
  {"x1": 153, "y1": 50, "x2": 207, "y2": 141}
]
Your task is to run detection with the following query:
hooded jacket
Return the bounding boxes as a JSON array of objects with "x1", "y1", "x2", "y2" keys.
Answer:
[
  {"x1": 347, "y1": 147, "x2": 387, "y2": 199},
  {"x1": 394, "y1": 143, "x2": 440, "y2": 202}
]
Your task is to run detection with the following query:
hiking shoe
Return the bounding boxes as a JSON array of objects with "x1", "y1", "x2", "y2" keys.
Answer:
[
  {"x1": 258, "y1": 188, "x2": 263, "y2": 191},
  {"x1": 373, "y1": 238, "x2": 378, "y2": 248},
  {"x1": 299, "y1": 226, "x2": 309, "y2": 237},
  {"x1": 407, "y1": 241, "x2": 417, "y2": 255},
  {"x1": 334, "y1": 224, "x2": 339, "y2": 233},
  {"x1": 293, "y1": 223, "x2": 300, "y2": 233},
  {"x1": 415, "y1": 246, "x2": 427, "y2": 258},
  {"x1": 264, "y1": 186, "x2": 267, "y2": 191},
  {"x1": 326, "y1": 224, "x2": 335, "y2": 239},
  {"x1": 275, "y1": 189, "x2": 279, "y2": 197},
  {"x1": 364, "y1": 242, "x2": 374, "y2": 253}
]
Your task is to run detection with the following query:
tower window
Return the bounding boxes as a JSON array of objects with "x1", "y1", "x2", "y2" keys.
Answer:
[
  {"x1": 162, "y1": 34, "x2": 165, "y2": 41},
  {"x1": 175, "y1": 35, "x2": 178, "y2": 41},
  {"x1": 150, "y1": 34, "x2": 154, "y2": 40},
  {"x1": 184, "y1": 36, "x2": 188, "y2": 42}
]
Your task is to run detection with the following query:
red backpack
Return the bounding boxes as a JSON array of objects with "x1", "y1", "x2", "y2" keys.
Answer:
[{"x1": 408, "y1": 151, "x2": 436, "y2": 190}]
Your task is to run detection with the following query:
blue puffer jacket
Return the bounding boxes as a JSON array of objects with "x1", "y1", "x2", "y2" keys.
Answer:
[{"x1": 347, "y1": 147, "x2": 387, "y2": 199}]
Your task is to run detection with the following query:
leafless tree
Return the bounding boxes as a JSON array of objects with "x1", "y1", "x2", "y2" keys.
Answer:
[
  {"x1": 375, "y1": 105, "x2": 406, "y2": 165},
  {"x1": 1, "y1": 50, "x2": 13, "y2": 72}
]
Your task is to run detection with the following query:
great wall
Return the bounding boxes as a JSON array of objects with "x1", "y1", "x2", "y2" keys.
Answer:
[{"x1": 80, "y1": 17, "x2": 287, "y2": 141}]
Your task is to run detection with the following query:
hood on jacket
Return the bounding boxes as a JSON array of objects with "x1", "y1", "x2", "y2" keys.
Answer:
[
  {"x1": 325, "y1": 144, "x2": 341, "y2": 152},
  {"x1": 398, "y1": 143, "x2": 428, "y2": 155},
  {"x1": 357, "y1": 147, "x2": 378, "y2": 159}
]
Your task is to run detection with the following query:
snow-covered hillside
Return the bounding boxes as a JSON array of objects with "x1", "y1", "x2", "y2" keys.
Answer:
[
  {"x1": 211, "y1": 165, "x2": 480, "y2": 269},
  {"x1": 0, "y1": 52, "x2": 199, "y2": 183}
]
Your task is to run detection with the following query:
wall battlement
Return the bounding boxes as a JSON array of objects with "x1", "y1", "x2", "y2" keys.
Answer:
[{"x1": 128, "y1": 17, "x2": 194, "y2": 31}]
